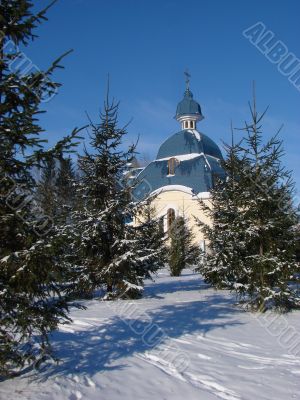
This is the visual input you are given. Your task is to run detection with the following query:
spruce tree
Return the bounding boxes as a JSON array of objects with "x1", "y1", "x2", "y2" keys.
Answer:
[
  {"x1": 197, "y1": 128, "x2": 248, "y2": 288},
  {"x1": 35, "y1": 158, "x2": 58, "y2": 218},
  {"x1": 169, "y1": 216, "x2": 200, "y2": 276},
  {"x1": 294, "y1": 221, "x2": 300, "y2": 263},
  {"x1": 198, "y1": 91, "x2": 300, "y2": 311},
  {"x1": 55, "y1": 156, "x2": 76, "y2": 222},
  {"x1": 294, "y1": 208, "x2": 300, "y2": 264},
  {"x1": 0, "y1": 1, "x2": 82, "y2": 376},
  {"x1": 68, "y1": 94, "x2": 164, "y2": 299},
  {"x1": 36, "y1": 156, "x2": 76, "y2": 222},
  {"x1": 134, "y1": 200, "x2": 167, "y2": 273}
]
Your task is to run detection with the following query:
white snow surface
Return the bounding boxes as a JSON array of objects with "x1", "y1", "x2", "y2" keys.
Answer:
[
  {"x1": 151, "y1": 185, "x2": 211, "y2": 199},
  {"x1": 151, "y1": 184, "x2": 194, "y2": 196},
  {"x1": 187, "y1": 129, "x2": 201, "y2": 141},
  {"x1": 156, "y1": 153, "x2": 201, "y2": 162},
  {"x1": 1, "y1": 269, "x2": 300, "y2": 400}
]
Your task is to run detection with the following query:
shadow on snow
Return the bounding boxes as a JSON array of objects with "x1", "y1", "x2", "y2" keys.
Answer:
[
  {"x1": 29, "y1": 278, "x2": 243, "y2": 382},
  {"x1": 143, "y1": 274, "x2": 210, "y2": 298}
]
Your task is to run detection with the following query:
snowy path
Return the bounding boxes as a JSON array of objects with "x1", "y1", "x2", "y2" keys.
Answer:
[{"x1": 1, "y1": 269, "x2": 300, "y2": 400}]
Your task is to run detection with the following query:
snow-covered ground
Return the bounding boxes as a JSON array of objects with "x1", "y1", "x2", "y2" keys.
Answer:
[{"x1": 1, "y1": 269, "x2": 300, "y2": 400}]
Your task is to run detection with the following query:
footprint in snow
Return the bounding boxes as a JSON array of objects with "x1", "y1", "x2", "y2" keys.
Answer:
[
  {"x1": 69, "y1": 391, "x2": 82, "y2": 400},
  {"x1": 84, "y1": 376, "x2": 96, "y2": 388},
  {"x1": 67, "y1": 374, "x2": 80, "y2": 383}
]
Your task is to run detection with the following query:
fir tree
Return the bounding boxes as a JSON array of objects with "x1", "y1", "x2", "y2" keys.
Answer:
[
  {"x1": 168, "y1": 216, "x2": 200, "y2": 276},
  {"x1": 0, "y1": 1, "x2": 82, "y2": 376},
  {"x1": 36, "y1": 156, "x2": 76, "y2": 222},
  {"x1": 198, "y1": 90, "x2": 300, "y2": 311},
  {"x1": 197, "y1": 127, "x2": 248, "y2": 288},
  {"x1": 294, "y1": 221, "x2": 300, "y2": 263},
  {"x1": 294, "y1": 204, "x2": 300, "y2": 264},
  {"x1": 35, "y1": 158, "x2": 58, "y2": 218},
  {"x1": 134, "y1": 199, "x2": 167, "y2": 273},
  {"x1": 55, "y1": 156, "x2": 76, "y2": 222},
  {"x1": 68, "y1": 93, "x2": 164, "y2": 299}
]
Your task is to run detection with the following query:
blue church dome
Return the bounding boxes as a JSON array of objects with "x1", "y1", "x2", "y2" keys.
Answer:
[
  {"x1": 132, "y1": 78, "x2": 225, "y2": 201},
  {"x1": 176, "y1": 88, "x2": 203, "y2": 119},
  {"x1": 157, "y1": 129, "x2": 223, "y2": 160}
]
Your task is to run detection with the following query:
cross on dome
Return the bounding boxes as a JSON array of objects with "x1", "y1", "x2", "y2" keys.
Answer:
[
  {"x1": 175, "y1": 72, "x2": 204, "y2": 130},
  {"x1": 184, "y1": 69, "x2": 191, "y2": 91}
]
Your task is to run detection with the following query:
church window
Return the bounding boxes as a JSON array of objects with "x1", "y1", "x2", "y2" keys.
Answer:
[
  {"x1": 168, "y1": 157, "x2": 177, "y2": 175},
  {"x1": 190, "y1": 121, "x2": 194, "y2": 129},
  {"x1": 184, "y1": 121, "x2": 188, "y2": 129},
  {"x1": 167, "y1": 208, "x2": 175, "y2": 231}
]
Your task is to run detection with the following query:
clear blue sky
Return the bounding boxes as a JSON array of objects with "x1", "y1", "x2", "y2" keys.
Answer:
[{"x1": 28, "y1": 0, "x2": 300, "y2": 197}]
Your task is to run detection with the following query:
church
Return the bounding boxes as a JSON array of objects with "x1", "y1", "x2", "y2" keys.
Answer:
[{"x1": 132, "y1": 76, "x2": 225, "y2": 251}]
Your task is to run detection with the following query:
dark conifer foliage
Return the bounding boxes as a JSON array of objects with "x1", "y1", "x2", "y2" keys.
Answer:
[
  {"x1": 295, "y1": 223, "x2": 300, "y2": 263},
  {"x1": 198, "y1": 91, "x2": 300, "y2": 311},
  {"x1": 134, "y1": 200, "x2": 167, "y2": 273},
  {"x1": 197, "y1": 128, "x2": 247, "y2": 288},
  {"x1": 56, "y1": 157, "x2": 76, "y2": 215},
  {"x1": 35, "y1": 158, "x2": 58, "y2": 218},
  {"x1": 168, "y1": 216, "x2": 200, "y2": 276},
  {"x1": 36, "y1": 156, "x2": 76, "y2": 222},
  {"x1": 0, "y1": 1, "x2": 82, "y2": 376},
  {"x1": 68, "y1": 95, "x2": 165, "y2": 299}
]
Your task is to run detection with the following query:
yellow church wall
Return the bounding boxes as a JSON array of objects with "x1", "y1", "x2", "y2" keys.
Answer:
[{"x1": 150, "y1": 189, "x2": 212, "y2": 248}]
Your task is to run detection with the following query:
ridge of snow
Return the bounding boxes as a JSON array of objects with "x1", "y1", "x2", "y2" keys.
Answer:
[
  {"x1": 0, "y1": 255, "x2": 10, "y2": 263},
  {"x1": 155, "y1": 153, "x2": 202, "y2": 162},
  {"x1": 187, "y1": 129, "x2": 201, "y2": 141},
  {"x1": 203, "y1": 153, "x2": 212, "y2": 170},
  {"x1": 150, "y1": 186, "x2": 211, "y2": 198},
  {"x1": 194, "y1": 191, "x2": 211, "y2": 199},
  {"x1": 155, "y1": 152, "x2": 221, "y2": 163},
  {"x1": 151, "y1": 185, "x2": 194, "y2": 196}
]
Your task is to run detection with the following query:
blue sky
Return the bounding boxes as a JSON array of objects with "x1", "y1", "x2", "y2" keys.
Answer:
[{"x1": 27, "y1": 0, "x2": 300, "y2": 196}]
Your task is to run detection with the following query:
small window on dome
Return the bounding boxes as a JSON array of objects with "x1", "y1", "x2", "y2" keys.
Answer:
[
  {"x1": 168, "y1": 157, "x2": 178, "y2": 175},
  {"x1": 184, "y1": 121, "x2": 188, "y2": 129},
  {"x1": 190, "y1": 121, "x2": 194, "y2": 129}
]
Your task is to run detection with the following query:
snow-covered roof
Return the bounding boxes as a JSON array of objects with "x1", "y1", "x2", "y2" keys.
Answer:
[
  {"x1": 155, "y1": 153, "x2": 201, "y2": 162},
  {"x1": 156, "y1": 129, "x2": 222, "y2": 160},
  {"x1": 150, "y1": 185, "x2": 211, "y2": 199},
  {"x1": 151, "y1": 185, "x2": 194, "y2": 196},
  {"x1": 131, "y1": 94, "x2": 225, "y2": 201},
  {"x1": 188, "y1": 129, "x2": 201, "y2": 141}
]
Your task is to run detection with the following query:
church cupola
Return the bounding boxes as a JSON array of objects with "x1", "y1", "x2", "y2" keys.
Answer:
[{"x1": 175, "y1": 71, "x2": 204, "y2": 130}]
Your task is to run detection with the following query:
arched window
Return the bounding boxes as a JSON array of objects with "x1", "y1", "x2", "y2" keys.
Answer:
[
  {"x1": 167, "y1": 208, "x2": 175, "y2": 231},
  {"x1": 190, "y1": 121, "x2": 194, "y2": 129},
  {"x1": 184, "y1": 121, "x2": 188, "y2": 129},
  {"x1": 168, "y1": 157, "x2": 177, "y2": 175}
]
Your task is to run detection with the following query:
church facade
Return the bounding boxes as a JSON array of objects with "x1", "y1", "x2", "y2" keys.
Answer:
[{"x1": 132, "y1": 80, "x2": 225, "y2": 250}]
